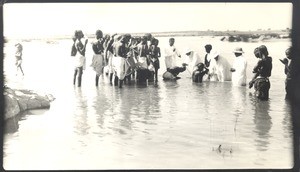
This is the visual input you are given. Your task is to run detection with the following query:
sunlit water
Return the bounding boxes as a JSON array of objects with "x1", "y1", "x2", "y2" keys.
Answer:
[{"x1": 3, "y1": 36, "x2": 293, "y2": 170}]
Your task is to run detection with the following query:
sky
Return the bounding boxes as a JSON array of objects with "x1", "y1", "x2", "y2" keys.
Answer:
[{"x1": 3, "y1": 2, "x2": 293, "y2": 38}]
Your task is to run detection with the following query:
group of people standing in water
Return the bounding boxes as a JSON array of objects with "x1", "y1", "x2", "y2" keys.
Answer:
[{"x1": 70, "y1": 29, "x2": 293, "y2": 101}]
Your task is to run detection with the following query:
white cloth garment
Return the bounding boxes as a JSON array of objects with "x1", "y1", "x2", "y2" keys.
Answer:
[
  {"x1": 208, "y1": 55, "x2": 232, "y2": 82},
  {"x1": 112, "y1": 56, "x2": 126, "y2": 80},
  {"x1": 231, "y1": 55, "x2": 247, "y2": 86},
  {"x1": 74, "y1": 54, "x2": 86, "y2": 70},
  {"x1": 90, "y1": 54, "x2": 105, "y2": 75},
  {"x1": 165, "y1": 45, "x2": 180, "y2": 69},
  {"x1": 185, "y1": 51, "x2": 202, "y2": 72}
]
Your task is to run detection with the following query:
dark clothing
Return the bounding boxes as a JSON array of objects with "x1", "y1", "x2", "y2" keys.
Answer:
[
  {"x1": 204, "y1": 54, "x2": 210, "y2": 67},
  {"x1": 167, "y1": 66, "x2": 186, "y2": 77},
  {"x1": 254, "y1": 77, "x2": 270, "y2": 100},
  {"x1": 136, "y1": 68, "x2": 151, "y2": 83},
  {"x1": 73, "y1": 67, "x2": 83, "y2": 87}
]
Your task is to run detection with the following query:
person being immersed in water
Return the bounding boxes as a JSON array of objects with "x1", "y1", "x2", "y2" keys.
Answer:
[
  {"x1": 192, "y1": 63, "x2": 209, "y2": 83},
  {"x1": 249, "y1": 45, "x2": 272, "y2": 101}
]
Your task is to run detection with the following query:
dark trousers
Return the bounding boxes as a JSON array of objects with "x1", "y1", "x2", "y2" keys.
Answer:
[{"x1": 73, "y1": 67, "x2": 83, "y2": 87}]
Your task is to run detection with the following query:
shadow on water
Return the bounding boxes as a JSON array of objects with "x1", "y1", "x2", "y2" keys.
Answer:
[{"x1": 250, "y1": 97, "x2": 272, "y2": 152}]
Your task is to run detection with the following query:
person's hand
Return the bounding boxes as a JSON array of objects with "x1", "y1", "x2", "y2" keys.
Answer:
[
  {"x1": 230, "y1": 68, "x2": 236, "y2": 72},
  {"x1": 279, "y1": 58, "x2": 288, "y2": 65},
  {"x1": 249, "y1": 80, "x2": 254, "y2": 89}
]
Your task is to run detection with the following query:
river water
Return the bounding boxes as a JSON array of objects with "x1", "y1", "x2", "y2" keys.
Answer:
[{"x1": 3, "y1": 36, "x2": 293, "y2": 170}]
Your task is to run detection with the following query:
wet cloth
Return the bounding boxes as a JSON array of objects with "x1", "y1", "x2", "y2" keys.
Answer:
[
  {"x1": 90, "y1": 54, "x2": 105, "y2": 75},
  {"x1": 165, "y1": 45, "x2": 180, "y2": 69},
  {"x1": 112, "y1": 56, "x2": 126, "y2": 80},
  {"x1": 74, "y1": 54, "x2": 86, "y2": 70},
  {"x1": 254, "y1": 77, "x2": 270, "y2": 100},
  {"x1": 232, "y1": 55, "x2": 247, "y2": 86}
]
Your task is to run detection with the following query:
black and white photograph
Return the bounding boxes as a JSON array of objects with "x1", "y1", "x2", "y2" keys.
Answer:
[{"x1": 2, "y1": 2, "x2": 298, "y2": 170}]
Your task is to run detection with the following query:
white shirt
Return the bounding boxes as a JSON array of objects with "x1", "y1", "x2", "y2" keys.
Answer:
[{"x1": 165, "y1": 45, "x2": 180, "y2": 69}]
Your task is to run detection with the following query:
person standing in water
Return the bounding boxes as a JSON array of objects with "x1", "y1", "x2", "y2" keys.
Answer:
[
  {"x1": 149, "y1": 38, "x2": 161, "y2": 82},
  {"x1": 73, "y1": 30, "x2": 88, "y2": 87},
  {"x1": 15, "y1": 43, "x2": 24, "y2": 76},
  {"x1": 249, "y1": 45, "x2": 272, "y2": 100},
  {"x1": 230, "y1": 47, "x2": 247, "y2": 86},
  {"x1": 164, "y1": 38, "x2": 181, "y2": 71},
  {"x1": 204, "y1": 44, "x2": 212, "y2": 68},
  {"x1": 90, "y1": 30, "x2": 105, "y2": 87},
  {"x1": 280, "y1": 47, "x2": 293, "y2": 99}
]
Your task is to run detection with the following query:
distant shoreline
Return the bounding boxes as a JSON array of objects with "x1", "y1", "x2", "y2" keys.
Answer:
[{"x1": 4, "y1": 29, "x2": 291, "y2": 42}]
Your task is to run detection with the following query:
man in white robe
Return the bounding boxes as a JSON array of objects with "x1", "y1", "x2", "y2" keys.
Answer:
[
  {"x1": 164, "y1": 38, "x2": 181, "y2": 70},
  {"x1": 230, "y1": 47, "x2": 247, "y2": 86},
  {"x1": 208, "y1": 50, "x2": 232, "y2": 82}
]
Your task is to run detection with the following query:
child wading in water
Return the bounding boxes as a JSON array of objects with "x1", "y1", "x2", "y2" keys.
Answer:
[
  {"x1": 15, "y1": 43, "x2": 24, "y2": 76},
  {"x1": 73, "y1": 30, "x2": 88, "y2": 87}
]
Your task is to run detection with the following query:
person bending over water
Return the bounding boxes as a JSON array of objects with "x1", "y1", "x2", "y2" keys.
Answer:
[
  {"x1": 192, "y1": 63, "x2": 209, "y2": 83},
  {"x1": 249, "y1": 45, "x2": 272, "y2": 100}
]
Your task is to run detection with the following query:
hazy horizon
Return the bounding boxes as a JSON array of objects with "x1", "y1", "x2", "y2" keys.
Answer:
[{"x1": 3, "y1": 2, "x2": 293, "y2": 39}]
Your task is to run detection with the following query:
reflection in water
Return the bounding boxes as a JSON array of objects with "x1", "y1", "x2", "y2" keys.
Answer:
[
  {"x1": 282, "y1": 100, "x2": 293, "y2": 139},
  {"x1": 73, "y1": 88, "x2": 89, "y2": 137},
  {"x1": 252, "y1": 98, "x2": 272, "y2": 151}
]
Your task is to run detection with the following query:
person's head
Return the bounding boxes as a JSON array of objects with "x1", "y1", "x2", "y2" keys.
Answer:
[
  {"x1": 254, "y1": 47, "x2": 260, "y2": 58},
  {"x1": 197, "y1": 63, "x2": 205, "y2": 71},
  {"x1": 205, "y1": 44, "x2": 212, "y2": 53},
  {"x1": 155, "y1": 39, "x2": 159, "y2": 46},
  {"x1": 95, "y1": 30, "x2": 103, "y2": 40},
  {"x1": 258, "y1": 45, "x2": 269, "y2": 57},
  {"x1": 151, "y1": 38, "x2": 156, "y2": 46},
  {"x1": 233, "y1": 47, "x2": 244, "y2": 57},
  {"x1": 169, "y1": 38, "x2": 175, "y2": 46},
  {"x1": 285, "y1": 47, "x2": 292, "y2": 59},
  {"x1": 144, "y1": 33, "x2": 152, "y2": 41},
  {"x1": 123, "y1": 34, "x2": 131, "y2": 44},
  {"x1": 141, "y1": 36, "x2": 148, "y2": 44},
  {"x1": 76, "y1": 30, "x2": 84, "y2": 39}
]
